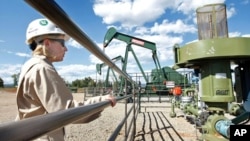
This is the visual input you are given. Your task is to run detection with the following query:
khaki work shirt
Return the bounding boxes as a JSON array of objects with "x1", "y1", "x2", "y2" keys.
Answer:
[{"x1": 16, "y1": 55, "x2": 110, "y2": 141}]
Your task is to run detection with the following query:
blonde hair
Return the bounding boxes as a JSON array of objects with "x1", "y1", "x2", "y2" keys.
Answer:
[{"x1": 32, "y1": 44, "x2": 55, "y2": 60}]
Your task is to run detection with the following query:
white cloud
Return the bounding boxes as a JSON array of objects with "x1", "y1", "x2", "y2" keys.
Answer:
[
  {"x1": 140, "y1": 34, "x2": 183, "y2": 61},
  {"x1": 228, "y1": 32, "x2": 250, "y2": 38},
  {"x1": 0, "y1": 64, "x2": 22, "y2": 84},
  {"x1": 56, "y1": 64, "x2": 97, "y2": 82},
  {"x1": 88, "y1": 41, "x2": 126, "y2": 64},
  {"x1": 93, "y1": 0, "x2": 231, "y2": 31},
  {"x1": 94, "y1": 0, "x2": 227, "y2": 27},
  {"x1": 67, "y1": 38, "x2": 82, "y2": 49},
  {"x1": 151, "y1": 19, "x2": 197, "y2": 34},
  {"x1": 177, "y1": 0, "x2": 226, "y2": 14},
  {"x1": 229, "y1": 32, "x2": 241, "y2": 37},
  {"x1": 1, "y1": 49, "x2": 31, "y2": 58},
  {"x1": 15, "y1": 52, "x2": 31, "y2": 57},
  {"x1": 227, "y1": 6, "x2": 236, "y2": 18},
  {"x1": 93, "y1": 0, "x2": 176, "y2": 28},
  {"x1": 242, "y1": 34, "x2": 250, "y2": 37}
]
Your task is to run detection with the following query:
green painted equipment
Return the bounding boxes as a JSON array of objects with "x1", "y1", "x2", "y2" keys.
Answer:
[
  {"x1": 103, "y1": 27, "x2": 188, "y2": 95},
  {"x1": 96, "y1": 55, "x2": 124, "y2": 89},
  {"x1": 151, "y1": 66, "x2": 189, "y2": 86},
  {"x1": 172, "y1": 3, "x2": 250, "y2": 141},
  {"x1": 104, "y1": 27, "x2": 165, "y2": 85}
]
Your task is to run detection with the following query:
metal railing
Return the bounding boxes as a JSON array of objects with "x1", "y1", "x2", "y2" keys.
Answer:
[{"x1": 0, "y1": 94, "x2": 139, "y2": 141}]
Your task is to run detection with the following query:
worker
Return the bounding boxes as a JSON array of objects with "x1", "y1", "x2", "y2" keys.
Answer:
[{"x1": 15, "y1": 18, "x2": 116, "y2": 141}]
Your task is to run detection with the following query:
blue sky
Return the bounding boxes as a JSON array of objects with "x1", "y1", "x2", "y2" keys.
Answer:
[{"x1": 0, "y1": 0, "x2": 250, "y2": 85}]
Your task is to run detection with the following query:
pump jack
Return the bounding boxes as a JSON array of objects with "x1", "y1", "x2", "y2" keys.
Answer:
[
  {"x1": 96, "y1": 55, "x2": 124, "y2": 92},
  {"x1": 103, "y1": 27, "x2": 168, "y2": 94}
]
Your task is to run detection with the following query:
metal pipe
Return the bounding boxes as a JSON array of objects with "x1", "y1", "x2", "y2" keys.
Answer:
[
  {"x1": 243, "y1": 91, "x2": 250, "y2": 112},
  {"x1": 231, "y1": 111, "x2": 250, "y2": 124},
  {"x1": 0, "y1": 95, "x2": 130, "y2": 141},
  {"x1": 108, "y1": 101, "x2": 134, "y2": 141},
  {"x1": 215, "y1": 120, "x2": 232, "y2": 139},
  {"x1": 24, "y1": 0, "x2": 133, "y2": 82}
]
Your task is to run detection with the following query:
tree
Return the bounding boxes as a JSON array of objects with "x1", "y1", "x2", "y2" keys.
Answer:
[
  {"x1": 88, "y1": 79, "x2": 96, "y2": 87},
  {"x1": 11, "y1": 73, "x2": 19, "y2": 87},
  {"x1": 71, "y1": 77, "x2": 96, "y2": 88},
  {"x1": 0, "y1": 77, "x2": 4, "y2": 88}
]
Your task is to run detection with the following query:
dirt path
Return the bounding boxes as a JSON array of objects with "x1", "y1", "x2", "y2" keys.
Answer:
[{"x1": 0, "y1": 91, "x2": 17, "y2": 123}]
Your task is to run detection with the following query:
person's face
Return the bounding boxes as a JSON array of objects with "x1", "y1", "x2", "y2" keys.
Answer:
[{"x1": 43, "y1": 36, "x2": 67, "y2": 62}]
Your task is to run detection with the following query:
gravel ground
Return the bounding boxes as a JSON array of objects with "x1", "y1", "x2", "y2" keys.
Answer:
[
  {"x1": 65, "y1": 95, "x2": 202, "y2": 141},
  {"x1": 0, "y1": 90, "x2": 204, "y2": 141}
]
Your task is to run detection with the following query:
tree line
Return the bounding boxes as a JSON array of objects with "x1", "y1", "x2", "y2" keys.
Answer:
[
  {"x1": 67, "y1": 76, "x2": 113, "y2": 88},
  {"x1": 0, "y1": 75, "x2": 114, "y2": 88}
]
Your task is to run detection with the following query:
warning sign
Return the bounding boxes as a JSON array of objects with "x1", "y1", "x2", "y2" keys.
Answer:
[{"x1": 165, "y1": 81, "x2": 175, "y2": 88}]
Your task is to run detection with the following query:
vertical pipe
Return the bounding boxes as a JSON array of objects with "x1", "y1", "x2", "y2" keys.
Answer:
[{"x1": 124, "y1": 80, "x2": 128, "y2": 141}]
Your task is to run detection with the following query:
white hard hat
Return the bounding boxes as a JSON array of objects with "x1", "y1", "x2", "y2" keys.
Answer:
[{"x1": 26, "y1": 18, "x2": 70, "y2": 44}]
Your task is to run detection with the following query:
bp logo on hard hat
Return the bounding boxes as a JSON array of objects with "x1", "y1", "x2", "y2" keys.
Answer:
[{"x1": 39, "y1": 20, "x2": 48, "y2": 26}]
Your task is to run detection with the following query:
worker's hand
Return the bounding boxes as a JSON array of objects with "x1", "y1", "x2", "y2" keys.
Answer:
[{"x1": 106, "y1": 95, "x2": 116, "y2": 107}]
